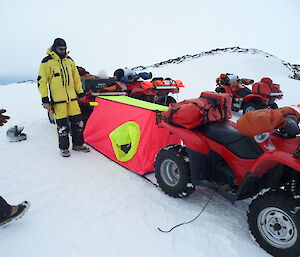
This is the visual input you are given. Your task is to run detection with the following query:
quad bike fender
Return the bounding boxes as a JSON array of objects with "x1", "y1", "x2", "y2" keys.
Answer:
[
  {"x1": 250, "y1": 150, "x2": 300, "y2": 177},
  {"x1": 159, "y1": 121, "x2": 209, "y2": 154},
  {"x1": 242, "y1": 94, "x2": 269, "y2": 103}
]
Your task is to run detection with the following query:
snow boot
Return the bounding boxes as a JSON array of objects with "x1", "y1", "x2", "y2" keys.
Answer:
[
  {"x1": 0, "y1": 201, "x2": 31, "y2": 228},
  {"x1": 72, "y1": 145, "x2": 90, "y2": 152},
  {"x1": 61, "y1": 149, "x2": 71, "y2": 157}
]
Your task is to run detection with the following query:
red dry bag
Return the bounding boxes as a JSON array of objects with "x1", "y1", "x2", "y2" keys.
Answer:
[{"x1": 161, "y1": 91, "x2": 232, "y2": 129}]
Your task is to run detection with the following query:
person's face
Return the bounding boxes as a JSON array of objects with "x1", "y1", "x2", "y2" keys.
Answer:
[
  {"x1": 56, "y1": 46, "x2": 66, "y2": 53},
  {"x1": 56, "y1": 46, "x2": 67, "y2": 58}
]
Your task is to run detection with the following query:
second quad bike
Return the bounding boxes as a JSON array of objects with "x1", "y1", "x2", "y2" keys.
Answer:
[
  {"x1": 79, "y1": 67, "x2": 184, "y2": 106},
  {"x1": 215, "y1": 77, "x2": 283, "y2": 114},
  {"x1": 155, "y1": 110, "x2": 300, "y2": 257}
]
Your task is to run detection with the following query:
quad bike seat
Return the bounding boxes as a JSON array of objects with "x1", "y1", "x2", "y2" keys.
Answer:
[
  {"x1": 197, "y1": 122, "x2": 263, "y2": 159},
  {"x1": 81, "y1": 78, "x2": 117, "y2": 92}
]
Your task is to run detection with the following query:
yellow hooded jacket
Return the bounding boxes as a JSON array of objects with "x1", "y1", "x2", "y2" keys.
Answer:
[{"x1": 37, "y1": 49, "x2": 84, "y2": 104}]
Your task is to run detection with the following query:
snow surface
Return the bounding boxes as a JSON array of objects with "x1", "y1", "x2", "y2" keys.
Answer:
[{"x1": 0, "y1": 52, "x2": 299, "y2": 257}]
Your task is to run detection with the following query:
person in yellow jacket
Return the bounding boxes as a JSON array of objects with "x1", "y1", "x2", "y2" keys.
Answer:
[{"x1": 37, "y1": 38, "x2": 90, "y2": 157}]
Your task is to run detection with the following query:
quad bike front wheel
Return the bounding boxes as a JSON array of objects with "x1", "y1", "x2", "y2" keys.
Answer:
[
  {"x1": 155, "y1": 145, "x2": 195, "y2": 198},
  {"x1": 165, "y1": 96, "x2": 177, "y2": 105},
  {"x1": 157, "y1": 96, "x2": 177, "y2": 106},
  {"x1": 248, "y1": 190, "x2": 300, "y2": 257},
  {"x1": 270, "y1": 103, "x2": 278, "y2": 109}
]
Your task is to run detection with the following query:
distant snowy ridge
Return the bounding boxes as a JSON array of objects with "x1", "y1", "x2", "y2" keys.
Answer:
[
  {"x1": 132, "y1": 46, "x2": 300, "y2": 80},
  {"x1": 1, "y1": 80, "x2": 36, "y2": 86},
  {"x1": 17, "y1": 80, "x2": 35, "y2": 84}
]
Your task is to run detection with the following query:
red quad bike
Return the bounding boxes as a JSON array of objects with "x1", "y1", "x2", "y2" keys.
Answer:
[
  {"x1": 124, "y1": 78, "x2": 183, "y2": 106},
  {"x1": 155, "y1": 115, "x2": 300, "y2": 256},
  {"x1": 79, "y1": 67, "x2": 184, "y2": 106},
  {"x1": 215, "y1": 78, "x2": 283, "y2": 114}
]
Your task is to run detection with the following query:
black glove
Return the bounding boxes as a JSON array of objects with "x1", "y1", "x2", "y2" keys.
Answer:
[
  {"x1": 77, "y1": 93, "x2": 85, "y2": 99},
  {"x1": 42, "y1": 97, "x2": 50, "y2": 103},
  {"x1": 284, "y1": 117, "x2": 300, "y2": 137},
  {"x1": 0, "y1": 109, "x2": 10, "y2": 126}
]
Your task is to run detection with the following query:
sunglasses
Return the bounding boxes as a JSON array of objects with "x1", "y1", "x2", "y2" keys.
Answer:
[{"x1": 56, "y1": 47, "x2": 67, "y2": 51}]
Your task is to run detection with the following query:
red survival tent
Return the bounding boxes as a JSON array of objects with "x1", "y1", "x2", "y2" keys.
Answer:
[{"x1": 83, "y1": 96, "x2": 180, "y2": 175}]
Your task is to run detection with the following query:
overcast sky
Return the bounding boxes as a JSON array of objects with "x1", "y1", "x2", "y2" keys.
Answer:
[{"x1": 0, "y1": 0, "x2": 299, "y2": 84}]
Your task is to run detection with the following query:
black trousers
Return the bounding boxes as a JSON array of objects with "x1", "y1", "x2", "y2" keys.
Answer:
[
  {"x1": 0, "y1": 196, "x2": 11, "y2": 218},
  {"x1": 56, "y1": 114, "x2": 84, "y2": 150}
]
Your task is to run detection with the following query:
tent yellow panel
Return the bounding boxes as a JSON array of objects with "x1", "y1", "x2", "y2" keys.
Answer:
[
  {"x1": 98, "y1": 96, "x2": 169, "y2": 111},
  {"x1": 109, "y1": 121, "x2": 141, "y2": 162}
]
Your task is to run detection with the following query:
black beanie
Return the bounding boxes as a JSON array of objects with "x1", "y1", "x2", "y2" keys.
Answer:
[{"x1": 52, "y1": 38, "x2": 67, "y2": 49}]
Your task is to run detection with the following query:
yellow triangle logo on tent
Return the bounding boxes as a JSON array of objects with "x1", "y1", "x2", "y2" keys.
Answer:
[{"x1": 109, "y1": 121, "x2": 141, "y2": 162}]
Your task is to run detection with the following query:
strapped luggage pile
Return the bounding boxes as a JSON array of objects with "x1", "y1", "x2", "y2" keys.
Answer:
[
  {"x1": 161, "y1": 91, "x2": 232, "y2": 129},
  {"x1": 251, "y1": 77, "x2": 282, "y2": 98},
  {"x1": 121, "y1": 79, "x2": 184, "y2": 92}
]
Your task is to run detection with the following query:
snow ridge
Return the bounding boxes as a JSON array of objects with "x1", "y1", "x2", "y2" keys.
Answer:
[{"x1": 132, "y1": 46, "x2": 300, "y2": 80}]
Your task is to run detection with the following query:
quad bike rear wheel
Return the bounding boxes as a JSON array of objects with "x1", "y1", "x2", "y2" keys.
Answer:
[
  {"x1": 248, "y1": 190, "x2": 300, "y2": 257},
  {"x1": 242, "y1": 102, "x2": 261, "y2": 115},
  {"x1": 155, "y1": 145, "x2": 195, "y2": 198}
]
